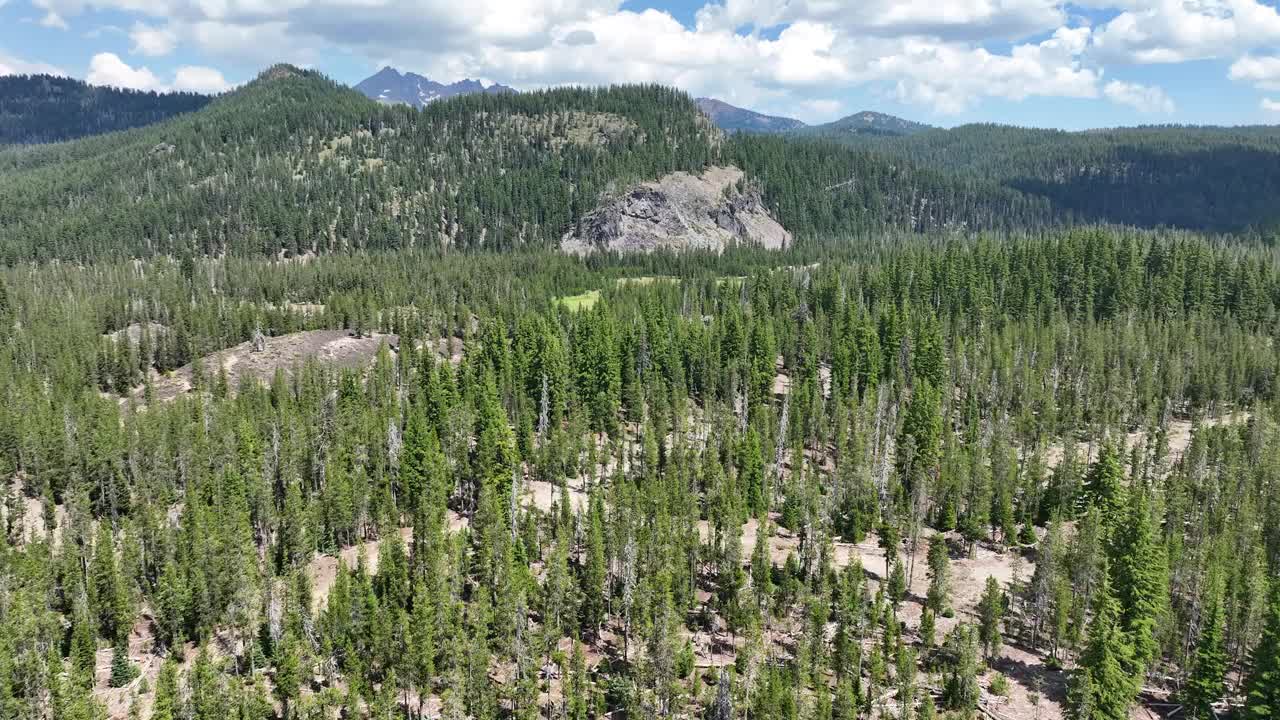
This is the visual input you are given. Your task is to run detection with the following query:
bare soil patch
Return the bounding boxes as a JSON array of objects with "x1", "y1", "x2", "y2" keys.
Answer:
[
  {"x1": 131, "y1": 329, "x2": 399, "y2": 403},
  {"x1": 1040, "y1": 412, "x2": 1249, "y2": 470}
]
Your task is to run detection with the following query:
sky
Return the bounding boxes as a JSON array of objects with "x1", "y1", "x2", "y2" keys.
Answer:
[{"x1": 1, "y1": 0, "x2": 1280, "y2": 129}]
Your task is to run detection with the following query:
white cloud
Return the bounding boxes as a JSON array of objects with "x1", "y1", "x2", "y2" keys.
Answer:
[
  {"x1": 27, "y1": 0, "x2": 1276, "y2": 118},
  {"x1": 867, "y1": 27, "x2": 1100, "y2": 114},
  {"x1": 1262, "y1": 97, "x2": 1280, "y2": 112},
  {"x1": 85, "y1": 52, "x2": 229, "y2": 93},
  {"x1": 1103, "y1": 79, "x2": 1176, "y2": 113},
  {"x1": 0, "y1": 51, "x2": 66, "y2": 77},
  {"x1": 40, "y1": 11, "x2": 68, "y2": 29},
  {"x1": 87, "y1": 52, "x2": 163, "y2": 90},
  {"x1": 130, "y1": 22, "x2": 177, "y2": 56},
  {"x1": 172, "y1": 64, "x2": 230, "y2": 92},
  {"x1": 696, "y1": 0, "x2": 1065, "y2": 42},
  {"x1": 1090, "y1": 0, "x2": 1280, "y2": 64},
  {"x1": 1229, "y1": 55, "x2": 1280, "y2": 91}
]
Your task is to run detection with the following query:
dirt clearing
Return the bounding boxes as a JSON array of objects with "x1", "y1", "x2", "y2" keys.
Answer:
[{"x1": 130, "y1": 329, "x2": 399, "y2": 403}]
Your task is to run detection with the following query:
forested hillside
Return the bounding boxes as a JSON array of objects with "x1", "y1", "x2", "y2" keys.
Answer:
[
  {"x1": 725, "y1": 136, "x2": 1056, "y2": 236},
  {"x1": 1, "y1": 230, "x2": 1278, "y2": 720},
  {"x1": 0, "y1": 75, "x2": 210, "y2": 145},
  {"x1": 0, "y1": 66, "x2": 1064, "y2": 264},
  {"x1": 816, "y1": 123, "x2": 1280, "y2": 233},
  {"x1": 0, "y1": 66, "x2": 719, "y2": 262}
]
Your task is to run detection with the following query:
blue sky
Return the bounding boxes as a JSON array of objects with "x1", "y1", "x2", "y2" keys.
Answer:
[{"x1": 2, "y1": 0, "x2": 1280, "y2": 129}]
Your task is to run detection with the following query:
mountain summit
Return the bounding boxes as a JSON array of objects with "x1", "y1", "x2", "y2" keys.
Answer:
[
  {"x1": 354, "y1": 66, "x2": 515, "y2": 107},
  {"x1": 695, "y1": 98, "x2": 806, "y2": 134},
  {"x1": 806, "y1": 110, "x2": 932, "y2": 137}
]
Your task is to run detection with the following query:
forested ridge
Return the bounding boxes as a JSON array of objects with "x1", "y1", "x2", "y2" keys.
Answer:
[
  {"x1": 5, "y1": 66, "x2": 1280, "y2": 264},
  {"x1": 0, "y1": 66, "x2": 1066, "y2": 264},
  {"x1": 1, "y1": 229, "x2": 1279, "y2": 720},
  {"x1": 0, "y1": 75, "x2": 210, "y2": 146},
  {"x1": 808, "y1": 123, "x2": 1280, "y2": 234},
  {"x1": 0, "y1": 66, "x2": 721, "y2": 262}
]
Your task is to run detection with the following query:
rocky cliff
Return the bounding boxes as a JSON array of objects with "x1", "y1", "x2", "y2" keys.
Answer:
[{"x1": 560, "y1": 166, "x2": 792, "y2": 255}]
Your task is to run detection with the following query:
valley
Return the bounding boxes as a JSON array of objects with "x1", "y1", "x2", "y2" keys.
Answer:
[{"x1": 0, "y1": 60, "x2": 1277, "y2": 720}]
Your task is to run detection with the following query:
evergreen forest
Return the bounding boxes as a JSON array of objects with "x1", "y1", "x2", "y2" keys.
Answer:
[{"x1": 0, "y1": 64, "x2": 1278, "y2": 720}]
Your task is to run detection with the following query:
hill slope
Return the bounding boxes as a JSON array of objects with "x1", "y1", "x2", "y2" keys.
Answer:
[
  {"x1": 0, "y1": 67, "x2": 720, "y2": 261},
  {"x1": 812, "y1": 122, "x2": 1280, "y2": 232},
  {"x1": 9, "y1": 65, "x2": 1276, "y2": 262},
  {"x1": 355, "y1": 66, "x2": 515, "y2": 107},
  {"x1": 0, "y1": 74, "x2": 210, "y2": 145},
  {"x1": 802, "y1": 110, "x2": 932, "y2": 138},
  {"x1": 695, "y1": 98, "x2": 806, "y2": 133},
  {"x1": 0, "y1": 65, "x2": 1077, "y2": 262}
]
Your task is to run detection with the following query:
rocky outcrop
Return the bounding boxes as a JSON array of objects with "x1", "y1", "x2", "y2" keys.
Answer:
[{"x1": 561, "y1": 166, "x2": 791, "y2": 255}]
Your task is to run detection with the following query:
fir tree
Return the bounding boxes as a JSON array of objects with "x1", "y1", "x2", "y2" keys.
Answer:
[
  {"x1": 1183, "y1": 582, "x2": 1227, "y2": 720},
  {"x1": 1108, "y1": 486, "x2": 1167, "y2": 676},
  {"x1": 1068, "y1": 573, "x2": 1138, "y2": 720},
  {"x1": 977, "y1": 576, "x2": 1005, "y2": 662},
  {"x1": 1242, "y1": 580, "x2": 1280, "y2": 720}
]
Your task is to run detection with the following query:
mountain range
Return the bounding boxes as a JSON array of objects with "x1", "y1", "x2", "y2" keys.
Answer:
[
  {"x1": 354, "y1": 66, "x2": 516, "y2": 108},
  {"x1": 691, "y1": 97, "x2": 933, "y2": 139},
  {"x1": 3, "y1": 63, "x2": 1280, "y2": 264}
]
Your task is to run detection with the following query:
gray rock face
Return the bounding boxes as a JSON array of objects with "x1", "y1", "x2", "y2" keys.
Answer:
[{"x1": 561, "y1": 166, "x2": 792, "y2": 255}]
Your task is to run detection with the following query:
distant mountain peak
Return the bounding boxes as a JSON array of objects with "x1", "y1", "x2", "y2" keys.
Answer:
[
  {"x1": 695, "y1": 98, "x2": 806, "y2": 134},
  {"x1": 354, "y1": 67, "x2": 516, "y2": 108},
  {"x1": 811, "y1": 110, "x2": 932, "y2": 137},
  {"x1": 258, "y1": 64, "x2": 305, "y2": 82}
]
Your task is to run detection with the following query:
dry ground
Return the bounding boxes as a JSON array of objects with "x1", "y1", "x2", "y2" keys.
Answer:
[{"x1": 128, "y1": 329, "x2": 400, "y2": 403}]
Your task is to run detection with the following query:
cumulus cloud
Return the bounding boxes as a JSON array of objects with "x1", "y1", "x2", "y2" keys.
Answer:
[
  {"x1": 1230, "y1": 55, "x2": 1280, "y2": 91},
  {"x1": 131, "y1": 22, "x2": 177, "y2": 56},
  {"x1": 0, "y1": 51, "x2": 66, "y2": 77},
  {"x1": 86, "y1": 52, "x2": 230, "y2": 93},
  {"x1": 87, "y1": 52, "x2": 163, "y2": 89},
  {"x1": 172, "y1": 65, "x2": 231, "y2": 92},
  {"x1": 1090, "y1": 0, "x2": 1280, "y2": 64},
  {"x1": 1263, "y1": 98, "x2": 1280, "y2": 112},
  {"x1": 696, "y1": 0, "x2": 1065, "y2": 42},
  {"x1": 868, "y1": 27, "x2": 1099, "y2": 114},
  {"x1": 23, "y1": 0, "x2": 1280, "y2": 118},
  {"x1": 1103, "y1": 80, "x2": 1176, "y2": 113}
]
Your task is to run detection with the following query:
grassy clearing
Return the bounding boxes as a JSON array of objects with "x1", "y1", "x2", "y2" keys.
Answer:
[
  {"x1": 615, "y1": 275, "x2": 677, "y2": 287},
  {"x1": 556, "y1": 289, "x2": 601, "y2": 311}
]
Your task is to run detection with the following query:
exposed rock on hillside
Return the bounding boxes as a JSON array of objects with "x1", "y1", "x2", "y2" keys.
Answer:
[{"x1": 561, "y1": 166, "x2": 791, "y2": 255}]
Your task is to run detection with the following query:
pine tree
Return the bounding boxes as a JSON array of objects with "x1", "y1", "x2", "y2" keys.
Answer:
[
  {"x1": 408, "y1": 580, "x2": 437, "y2": 714},
  {"x1": 977, "y1": 576, "x2": 1005, "y2": 662},
  {"x1": 941, "y1": 624, "x2": 980, "y2": 719},
  {"x1": 152, "y1": 658, "x2": 179, "y2": 720},
  {"x1": 926, "y1": 534, "x2": 950, "y2": 615},
  {"x1": 1082, "y1": 442, "x2": 1126, "y2": 529},
  {"x1": 401, "y1": 406, "x2": 444, "y2": 516},
  {"x1": 90, "y1": 522, "x2": 132, "y2": 643},
  {"x1": 108, "y1": 638, "x2": 138, "y2": 688},
  {"x1": 1242, "y1": 580, "x2": 1280, "y2": 720},
  {"x1": 1068, "y1": 572, "x2": 1138, "y2": 720},
  {"x1": 274, "y1": 630, "x2": 302, "y2": 720},
  {"x1": 1108, "y1": 486, "x2": 1166, "y2": 676},
  {"x1": 1183, "y1": 582, "x2": 1227, "y2": 720},
  {"x1": 581, "y1": 487, "x2": 608, "y2": 638}
]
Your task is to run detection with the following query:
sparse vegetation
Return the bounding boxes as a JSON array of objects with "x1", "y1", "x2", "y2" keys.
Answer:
[{"x1": 0, "y1": 62, "x2": 1276, "y2": 720}]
